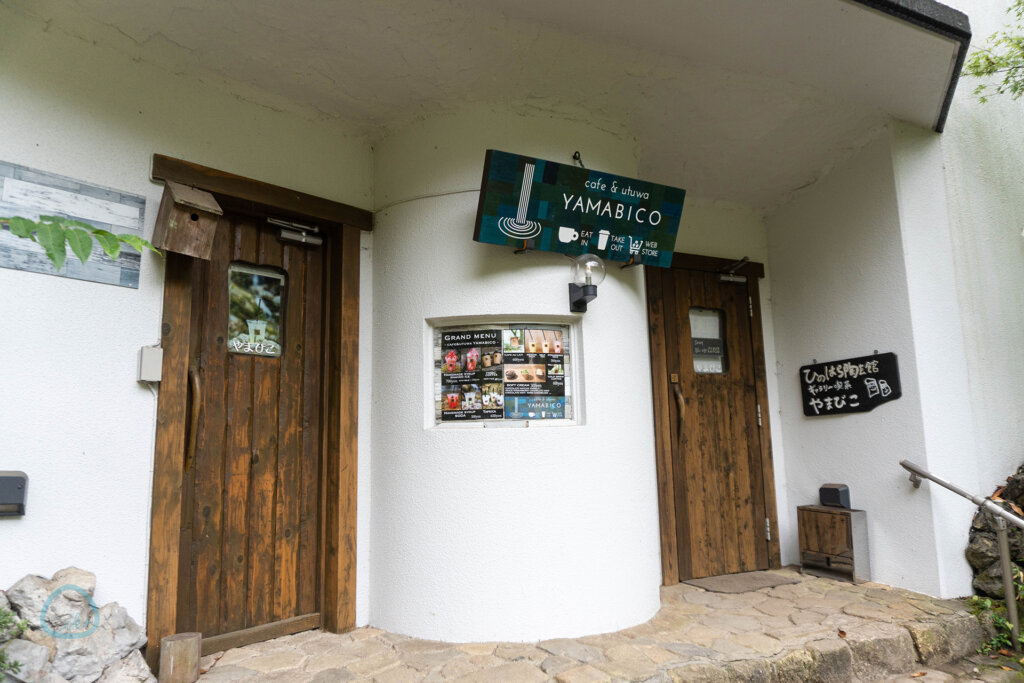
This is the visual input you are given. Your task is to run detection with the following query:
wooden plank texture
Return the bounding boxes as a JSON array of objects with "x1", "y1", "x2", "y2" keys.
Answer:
[
  {"x1": 322, "y1": 224, "x2": 360, "y2": 633},
  {"x1": 300, "y1": 243, "x2": 325, "y2": 616},
  {"x1": 146, "y1": 253, "x2": 193, "y2": 669},
  {"x1": 200, "y1": 614, "x2": 320, "y2": 657},
  {"x1": 274, "y1": 242, "x2": 306, "y2": 621},
  {"x1": 643, "y1": 267, "x2": 679, "y2": 586},
  {"x1": 192, "y1": 218, "x2": 231, "y2": 634},
  {"x1": 649, "y1": 264, "x2": 775, "y2": 582},
  {"x1": 748, "y1": 278, "x2": 782, "y2": 568},
  {"x1": 246, "y1": 228, "x2": 283, "y2": 627},
  {"x1": 153, "y1": 169, "x2": 359, "y2": 667},
  {"x1": 222, "y1": 221, "x2": 257, "y2": 633}
]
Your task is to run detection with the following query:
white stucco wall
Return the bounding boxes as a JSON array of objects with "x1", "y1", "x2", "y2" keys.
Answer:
[
  {"x1": 0, "y1": 6, "x2": 375, "y2": 624},
  {"x1": 890, "y1": 122, "x2": 977, "y2": 597},
  {"x1": 940, "y1": 0, "x2": 1024, "y2": 496},
  {"x1": 766, "y1": 130, "x2": 955, "y2": 595},
  {"x1": 368, "y1": 106, "x2": 665, "y2": 641}
]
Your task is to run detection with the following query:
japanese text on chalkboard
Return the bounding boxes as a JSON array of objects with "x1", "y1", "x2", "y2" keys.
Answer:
[{"x1": 799, "y1": 353, "x2": 901, "y2": 417}]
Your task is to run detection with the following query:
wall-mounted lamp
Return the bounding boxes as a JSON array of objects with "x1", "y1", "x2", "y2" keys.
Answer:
[{"x1": 569, "y1": 254, "x2": 606, "y2": 313}]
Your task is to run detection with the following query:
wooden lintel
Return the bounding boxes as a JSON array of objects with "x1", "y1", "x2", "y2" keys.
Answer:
[
  {"x1": 152, "y1": 155, "x2": 373, "y2": 232},
  {"x1": 669, "y1": 252, "x2": 765, "y2": 279}
]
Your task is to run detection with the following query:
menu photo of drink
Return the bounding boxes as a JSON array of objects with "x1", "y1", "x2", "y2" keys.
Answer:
[
  {"x1": 440, "y1": 329, "x2": 505, "y2": 421},
  {"x1": 501, "y1": 328, "x2": 566, "y2": 420},
  {"x1": 437, "y1": 325, "x2": 570, "y2": 423}
]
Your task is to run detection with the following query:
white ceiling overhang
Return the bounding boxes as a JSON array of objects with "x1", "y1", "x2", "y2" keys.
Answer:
[{"x1": 2, "y1": 0, "x2": 970, "y2": 209}]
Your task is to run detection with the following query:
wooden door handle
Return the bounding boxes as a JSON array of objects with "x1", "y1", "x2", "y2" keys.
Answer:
[
  {"x1": 184, "y1": 368, "x2": 201, "y2": 472},
  {"x1": 671, "y1": 377, "x2": 685, "y2": 435}
]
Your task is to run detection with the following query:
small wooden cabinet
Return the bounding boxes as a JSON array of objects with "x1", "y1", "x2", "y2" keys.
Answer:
[{"x1": 797, "y1": 505, "x2": 870, "y2": 583}]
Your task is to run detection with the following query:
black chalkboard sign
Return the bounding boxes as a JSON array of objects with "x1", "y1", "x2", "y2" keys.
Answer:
[
  {"x1": 692, "y1": 338, "x2": 723, "y2": 355},
  {"x1": 799, "y1": 352, "x2": 901, "y2": 416}
]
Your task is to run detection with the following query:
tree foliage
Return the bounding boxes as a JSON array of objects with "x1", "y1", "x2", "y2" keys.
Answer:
[
  {"x1": 1, "y1": 215, "x2": 159, "y2": 271},
  {"x1": 962, "y1": 1, "x2": 1024, "y2": 102}
]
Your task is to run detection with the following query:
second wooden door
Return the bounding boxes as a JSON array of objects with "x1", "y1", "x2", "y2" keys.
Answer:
[{"x1": 647, "y1": 263, "x2": 778, "y2": 581}]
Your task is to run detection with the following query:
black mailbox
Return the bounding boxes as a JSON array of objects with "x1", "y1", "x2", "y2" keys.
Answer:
[{"x1": 0, "y1": 471, "x2": 28, "y2": 517}]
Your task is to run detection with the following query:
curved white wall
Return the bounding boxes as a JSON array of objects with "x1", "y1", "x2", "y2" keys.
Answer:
[{"x1": 369, "y1": 106, "x2": 663, "y2": 641}]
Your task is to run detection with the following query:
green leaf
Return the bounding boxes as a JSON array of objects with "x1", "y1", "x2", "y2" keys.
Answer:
[
  {"x1": 66, "y1": 228, "x2": 94, "y2": 264},
  {"x1": 92, "y1": 230, "x2": 120, "y2": 260},
  {"x1": 7, "y1": 217, "x2": 38, "y2": 240},
  {"x1": 34, "y1": 222, "x2": 67, "y2": 271},
  {"x1": 117, "y1": 233, "x2": 160, "y2": 255},
  {"x1": 63, "y1": 218, "x2": 98, "y2": 231}
]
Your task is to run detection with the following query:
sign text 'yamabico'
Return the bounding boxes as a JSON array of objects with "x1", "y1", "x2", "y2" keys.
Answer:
[
  {"x1": 473, "y1": 150, "x2": 685, "y2": 268},
  {"x1": 799, "y1": 352, "x2": 902, "y2": 417}
]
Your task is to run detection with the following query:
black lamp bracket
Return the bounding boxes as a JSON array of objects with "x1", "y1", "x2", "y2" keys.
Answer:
[{"x1": 569, "y1": 282, "x2": 598, "y2": 312}]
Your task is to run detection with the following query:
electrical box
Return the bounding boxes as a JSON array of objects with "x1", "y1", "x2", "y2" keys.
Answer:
[
  {"x1": 819, "y1": 483, "x2": 851, "y2": 509},
  {"x1": 139, "y1": 345, "x2": 163, "y2": 382},
  {"x1": 0, "y1": 472, "x2": 28, "y2": 517}
]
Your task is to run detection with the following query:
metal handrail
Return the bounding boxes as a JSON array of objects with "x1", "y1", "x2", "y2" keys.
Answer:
[
  {"x1": 901, "y1": 460, "x2": 1024, "y2": 530},
  {"x1": 900, "y1": 459, "x2": 1024, "y2": 645}
]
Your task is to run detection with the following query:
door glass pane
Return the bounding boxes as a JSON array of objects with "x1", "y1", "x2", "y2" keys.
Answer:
[
  {"x1": 228, "y1": 263, "x2": 285, "y2": 357},
  {"x1": 689, "y1": 307, "x2": 725, "y2": 374}
]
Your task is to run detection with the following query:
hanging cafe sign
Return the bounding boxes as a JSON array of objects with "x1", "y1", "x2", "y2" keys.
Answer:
[{"x1": 473, "y1": 150, "x2": 686, "y2": 268}]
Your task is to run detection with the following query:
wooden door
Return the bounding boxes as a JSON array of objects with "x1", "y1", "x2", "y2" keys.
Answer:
[
  {"x1": 176, "y1": 212, "x2": 325, "y2": 648},
  {"x1": 646, "y1": 258, "x2": 780, "y2": 582}
]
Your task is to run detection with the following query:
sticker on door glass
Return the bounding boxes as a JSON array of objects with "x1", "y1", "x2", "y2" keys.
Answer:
[
  {"x1": 228, "y1": 264, "x2": 284, "y2": 357},
  {"x1": 689, "y1": 307, "x2": 725, "y2": 374}
]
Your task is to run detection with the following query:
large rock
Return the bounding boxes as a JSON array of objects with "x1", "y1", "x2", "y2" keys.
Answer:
[
  {"x1": 6, "y1": 577, "x2": 52, "y2": 628},
  {"x1": 966, "y1": 532, "x2": 1001, "y2": 570},
  {"x1": 96, "y1": 651, "x2": 154, "y2": 683},
  {"x1": 3, "y1": 570, "x2": 148, "y2": 683},
  {"x1": 972, "y1": 560, "x2": 1011, "y2": 599},
  {"x1": 47, "y1": 574, "x2": 94, "y2": 600},
  {"x1": 6, "y1": 575, "x2": 98, "y2": 641},
  {"x1": 51, "y1": 604, "x2": 145, "y2": 683},
  {"x1": 20, "y1": 632, "x2": 55, "y2": 663},
  {"x1": 966, "y1": 464, "x2": 1024, "y2": 598},
  {"x1": 1, "y1": 638, "x2": 52, "y2": 682}
]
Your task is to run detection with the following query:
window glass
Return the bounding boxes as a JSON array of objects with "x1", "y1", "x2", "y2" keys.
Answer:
[
  {"x1": 228, "y1": 263, "x2": 285, "y2": 357},
  {"x1": 689, "y1": 307, "x2": 725, "y2": 374}
]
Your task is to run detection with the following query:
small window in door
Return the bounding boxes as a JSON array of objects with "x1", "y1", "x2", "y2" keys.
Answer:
[
  {"x1": 689, "y1": 307, "x2": 726, "y2": 374},
  {"x1": 228, "y1": 263, "x2": 285, "y2": 357}
]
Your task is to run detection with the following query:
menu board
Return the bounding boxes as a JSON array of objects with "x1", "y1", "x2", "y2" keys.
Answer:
[
  {"x1": 438, "y1": 326, "x2": 569, "y2": 422},
  {"x1": 799, "y1": 352, "x2": 902, "y2": 416}
]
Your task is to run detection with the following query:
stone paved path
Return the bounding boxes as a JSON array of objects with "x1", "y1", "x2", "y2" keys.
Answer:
[{"x1": 198, "y1": 569, "x2": 1016, "y2": 682}]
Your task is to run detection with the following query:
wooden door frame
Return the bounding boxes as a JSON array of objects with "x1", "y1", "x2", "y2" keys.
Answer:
[
  {"x1": 146, "y1": 155, "x2": 371, "y2": 668},
  {"x1": 644, "y1": 252, "x2": 781, "y2": 586}
]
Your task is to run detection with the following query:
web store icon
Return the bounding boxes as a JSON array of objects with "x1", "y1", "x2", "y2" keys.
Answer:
[
  {"x1": 40, "y1": 584, "x2": 101, "y2": 639},
  {"x1": 629, "y1": 237, "x2": 643, "y2": 255}
]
